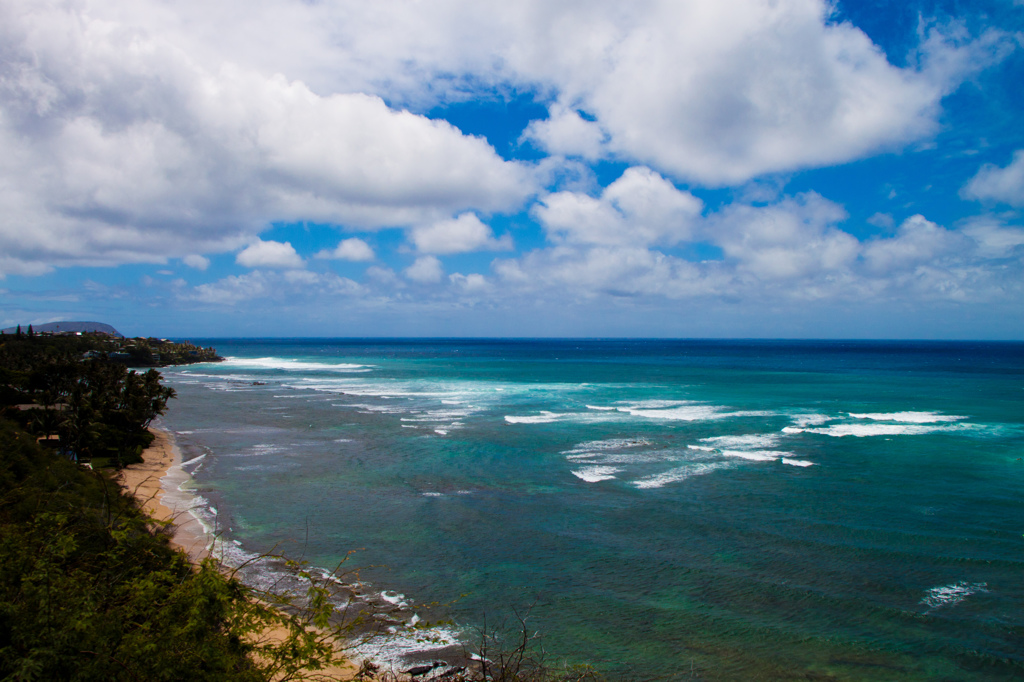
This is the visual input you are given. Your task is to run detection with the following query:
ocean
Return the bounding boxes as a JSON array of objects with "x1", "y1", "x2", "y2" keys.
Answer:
[{"x1": 157, "y1": 339, "x2": 1024, "y2": 680}]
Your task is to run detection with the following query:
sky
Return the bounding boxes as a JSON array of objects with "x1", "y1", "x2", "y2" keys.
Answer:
[{"x1": 1, "y1": 0, "x2": 1023, "y2": 339}]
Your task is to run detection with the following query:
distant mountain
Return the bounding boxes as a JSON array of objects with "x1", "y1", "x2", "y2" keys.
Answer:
[{"x1": 0, "y1": 321, "x2": 122, "y2": 337}]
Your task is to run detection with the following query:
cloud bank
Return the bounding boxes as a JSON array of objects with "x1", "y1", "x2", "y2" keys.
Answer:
[{"x1": 1, "y1": 0, "x2": 1020, "y2": 335}]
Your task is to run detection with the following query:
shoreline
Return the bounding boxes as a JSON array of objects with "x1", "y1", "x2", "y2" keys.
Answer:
[
  {"x1": 117, "y1": 427, "x2": 212, "y2": 564},
  {"x1": 120, "y1": 427, "x2": 366, "y2": 680}
]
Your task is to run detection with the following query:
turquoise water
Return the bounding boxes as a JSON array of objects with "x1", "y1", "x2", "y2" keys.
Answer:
[{"x1": 159, "y1": 339, "x2": 1024, "y2": 680}]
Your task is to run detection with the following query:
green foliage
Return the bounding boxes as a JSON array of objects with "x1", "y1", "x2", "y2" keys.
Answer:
[
  {"x1": 0, "y1": 419, "x2": 253, "y2": 680},
  {"x1": 0, "y1": 419, "x2": 362, "y2": 681},
  {"x1": 0, "y1": 336, "x2": 178, "y2": 466}
]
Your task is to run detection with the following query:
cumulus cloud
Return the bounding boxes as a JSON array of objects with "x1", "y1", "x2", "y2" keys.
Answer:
[
  {"x1": 961, "y1": 217, "x2": 1024, "y2": 258},
  {"x1": 709, "y1": 193, "x2": 858, "y2": 280},
  {"x1": 190, "y1": 270, "x2": 361, "y2": 305},
  {"x1": 513, "y1": 3, "x2": 1011, "y2": 184},
  {"x1": 490, "y1": 164, "x2": 1024, "y2": 306},
  {"x1": 141, "y1": 0, "x2": 1007, "y2": 186},
  {"x1": 449, "y1": 272, "x2": 490, "y2": 293},
  {"x1": 0, "y1": 0, "x2": 535, "y2": 274},
  {"x1": 236, "y1": 239, "x2": 304, "y2": 269},
  {"x1": 862, "y1": 215, "x2": 968, "y2": 273},
  {"x1": 535, "y1": 167, "x2": 703, "y2": 247},
  {"x1": 317, "y1": 238, "x2": 376, "y2": 262},
  {"x1": 410, "y1": 214, "x2": 512, "y2": 254},
  {"x1": 183, "y1": 254, "x2": 210, "y2": 270},
  {"x1": 1, "y1": 0, "x2": 1018, "y2": 322},
  {"x1": 523, "y1": 104, "x2": 606, "y2": 160},
  {"x1": 961, "y1": 150, "x2": 1024, "y2": 206},
  {"x1": 405, "y1": 255, "x2": 445, "y2": 283}
]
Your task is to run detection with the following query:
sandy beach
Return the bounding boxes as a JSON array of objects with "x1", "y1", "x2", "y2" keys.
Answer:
[
  {"x1": 119, "y1": 427, "x2": 360, "y2": 680},
  {"x1": 118, "y1": 427, "x2": 212, "y2": 563}
]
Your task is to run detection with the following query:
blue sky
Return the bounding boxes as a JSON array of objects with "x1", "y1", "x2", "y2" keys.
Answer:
[{"x1": 1, "y1": 0, "x2": 1022, "y2": 338}]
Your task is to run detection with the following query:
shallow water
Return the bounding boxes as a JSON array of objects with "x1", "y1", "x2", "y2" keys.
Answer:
[{"x1": 159, "y1": 339, "x2": 1024, "y2": 680}]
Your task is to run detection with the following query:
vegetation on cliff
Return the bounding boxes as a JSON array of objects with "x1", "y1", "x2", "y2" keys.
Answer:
[{"x1": 0, "y1": 334, "x2": 179, "y2": 467}]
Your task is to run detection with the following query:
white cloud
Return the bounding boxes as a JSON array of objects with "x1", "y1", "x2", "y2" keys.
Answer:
[
  {"x1": 514, "y1": 3, "x2": 1011, "y2": 184},
  {"x1": 961, "y1": 150, "x2": 1024, "y2": 206},
  {"x1": 867, "y1": 213, "x2": 895, "y2": 230},
  {"x1": 317, "y1": 238, "x2": 376, "y2": 262},
  {"x1": 147, "y1": 1, "x2": 1005, "y2": 186},
  {"x1": 404, "y1": 255, "x2": 445, "y2": 283},
  {"x1": 366, "y1": 265, "x2": 403, "y2": 286},
  {"x1": 191, "y1": 270, "x2": 361, "y2": 305},
  {"x1": 410, "y1": 214, "x2": 512, "y2": 254},
  {"x1": 523, "y1": 104, "x2": 606, "y2": 160},
  {"x1": 492, "y1": 194, "x2": 1024, "y2": 308},
  {"x1": 709, "y1": 193, "x2": 858, "y2": 280},
  {"x1": 962, "y1": 217, "x2": 1024, "y2": 258},
  {"x1": 0, "y1": 1, "x2": 535, "y2": 274},
  {"x1": 449, "y1": 272, "x2": 490, "y2": 293},
  {"x1": 862, "y1": 215, "x2": 967, "y2": 273},
  {"x1": 535, "y1": 167, "x2": 703, "y2": 247},
  {"x1": 236, "y1": 239, "x2": 304, "y2": 269},
  {"x1": 183, "y1": 254, "x2": 210, "y2": 270}
]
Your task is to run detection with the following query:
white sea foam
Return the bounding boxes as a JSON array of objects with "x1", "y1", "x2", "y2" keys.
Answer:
[
  {"x1": 421, "y1": 492, "x2": 443, "y2": 497},
  {"x1": 781, "y1": 458, "x2": 815, "y2": 467},
  {"x1": 720, "y1": 449, "x2": 784, "y2": 462},
  {"x1": 790, "y1": 414, "x2": 830, "y2": 427},
  {"x1": 794, "y1": 423, "x2": 970, "y2": 438},
  {"x1": 632, "y1": 462, "x2": 731, "y2": 489},
  {"x1": 571, "y1": 452, "x2": 686, "y2": 465},
  {"x1": 849, "y1": 411, "x2": 967, "y2": 423},
  {"x1": 180, "y1": 453, "x2": 206, "y2": 467},
  {"x1": 615, "y1": 402, "x2": 773, "y2": 422},
  {"x1": 434, "y1": 429, "x2": 448, "y2": 435},
  {"x1": 380, "y1": 590, "x2": 408, "y2": 607},
  {"x1": 221, "y1": 357, "x2": 373, "y2": 372},
  {"x1": 505, "y1": 412, "x2": 564, "y2": 424},
  {"x1": 701, "y1": 434, "x2": 781, "y2": 449},
  {"x1": 585, "y1": 405, "x2": 618, "y2": 411},
  {"x1": 921, "y1": 581, "x2": 988, "y2": 609},
  {"x1": 616, "y1": 403, "x2": 725, "y2": 421},
  {"x1": 349, "y1": 622, "x2": 463, "y2": 671},
  {"x1": 563, "y1": 438, "x2": 653, "y2": 455},
  {"x1": 571, "y1": 466, "x2": 622, "y2": 482}
]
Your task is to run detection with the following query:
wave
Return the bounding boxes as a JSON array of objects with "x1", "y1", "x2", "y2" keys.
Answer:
[
  {"x1": 221, "y1": 356, "x2": 373, "y2": 372},
  {"x1": 632, "y1": 462, "x2": 731, "y2": 489},
  {"x1": 789, "y1": 413, "x2": 830, "y2": 427},
  {"x1": 562, "y1": 437, "x2": 653, "y2": 455},
  {"x1": 571, "y1": 466, "x2": 622, "y2": 483},
  {"x1": 921, "y1": 581, "x2": 988, "y2": 610},
  {"x1": 781, "y1": 458, "x2": 815, "y2": 467},
  {"x1": 787, "y1": 423, "x2": 975, "y2": 438},
  {"x1": 701, "y1": 433, "x2": 781, "y2": 450},
  {"x1": 849, "y1": 411, "x2": 967, "y2": 423},
  {"x1": 505, "y1": 411, "x2": 564, "y2": 424},
  {"x1": 720, "y1": 449, "x2": 787, "y2": 462}
]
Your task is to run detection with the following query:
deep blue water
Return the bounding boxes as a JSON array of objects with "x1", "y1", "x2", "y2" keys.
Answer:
[{"x1": 159, "y1": 339, "x2": 1024, "y2": 680}]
